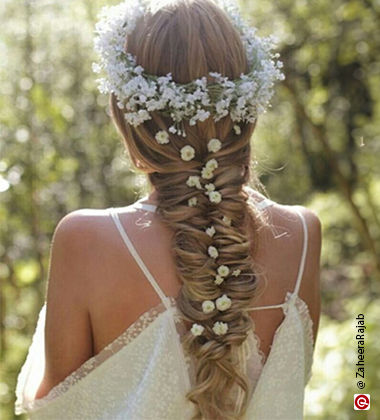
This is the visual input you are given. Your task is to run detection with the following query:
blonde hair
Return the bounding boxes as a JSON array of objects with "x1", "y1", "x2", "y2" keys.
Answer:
[{"x1": 110, "y1": 1, "x2": 267, "y2": 418}]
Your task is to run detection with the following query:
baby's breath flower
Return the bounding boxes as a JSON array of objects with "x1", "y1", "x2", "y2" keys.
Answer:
[
  {"x1": 186, "y1": 175, "x2": 202, "y2": 189},
  {"x1": 205, "y1": 158, "x2": 218, "y2": 171},
  {"x1": 209, "y1": 190, "x2": 222, "y2": 204},
  {"x1": 155, "y1": 130, "x2": 170, "y2": 144},
  {"x1": 93, "y1": 1, "x2": 285, "y2": 137},
  {"x1": 214, "y1": 275, "x2": 224, "y2": 285},
  {"x1": 202, "y1": 300, "x2": 215, "y2": 314},
  {"x1": 222, "y1": 216, "x2": 232, "y2": 226},
  {"x1": 233, "y1": 125, "x2": 241, "y2": 135},
  {"x1": 181, "y1": 145, "x2": 195, "y2": 161},
  {"x1": 212, "y1": 321, "x2": 228, "y2": 336},
  {"x1": 217, "y1": 265, "x2": 230, "y2": 277},
  {"x1": 191, "y1": 323, "x2": 205, "y2": 336},
  {"x1": 206, "y1": 225, "x2": 216, "y2": 237},
  {"x1": 201, "y1": 166, "x2": 214, "y2": 180},
  {"x1": 208, "y1": 246, "x2": 219, "y2": 259},
  {"x1": 216, "y1": 294, "x2": 232, "y2": 311},
  {"x1": 207, "y1": 138, "x2": 222, "y2": 153},
  {"x1": 232, "y1": 269, "x2": 241, "y2": 277},
  {"x1": 188, "y1": 197, "x2": 197, "y2": 207},
  {"x1": 204, "y1": 183, "x2": 215, "y2": 195}
]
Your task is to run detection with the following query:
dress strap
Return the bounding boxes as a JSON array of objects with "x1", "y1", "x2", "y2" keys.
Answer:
[
  {"x1": 134, "y1": 202, "x2": 157, "y2": 213},
  {"x1": 291, "y1": 207, "x2": 308, "y2": 296},
  {"x1": 108, "y1": 207, "x2": 172, "y2": 311},
  {"x1": 134, "y1": 196, "x2": 157, "y2": 213},
  {"x1": 247, "y1": 206, "x2": 309, "y2": 311}
]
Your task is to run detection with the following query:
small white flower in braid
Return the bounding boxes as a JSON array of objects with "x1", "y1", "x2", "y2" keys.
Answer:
[
  {"x1": 213, "y1": 321, "x2": 228, "y2": 336},
  {"x1": 191, "y1": 323, "x2": 205, "y2": 336},
  {"x1": 155, "y1": 130, "x2": 170, "y2": 144}
]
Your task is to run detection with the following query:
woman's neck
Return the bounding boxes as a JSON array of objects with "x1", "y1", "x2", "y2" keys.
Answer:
[{"x1": 144, "y1": 189, "x2": 159, "y2": 206}]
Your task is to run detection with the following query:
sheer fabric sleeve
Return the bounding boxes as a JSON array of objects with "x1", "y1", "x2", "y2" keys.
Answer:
[{"x1": 14, "y1": 303, "x2": 47, "y2": 415}]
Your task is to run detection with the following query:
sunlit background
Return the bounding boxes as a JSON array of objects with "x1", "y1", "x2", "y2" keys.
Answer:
[{"x1": 1, "y1": 0, "x2": 379, "y2": 419}]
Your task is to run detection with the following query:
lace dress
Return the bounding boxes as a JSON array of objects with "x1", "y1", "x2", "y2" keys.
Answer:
[{"x1": 14, "y1": 197, "x2": 315, "y2": 420}]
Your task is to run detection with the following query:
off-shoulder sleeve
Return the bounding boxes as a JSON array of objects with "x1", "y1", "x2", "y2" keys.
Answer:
[{"x1": 14, "y1": 303, "x2": 47, "y2": 415}]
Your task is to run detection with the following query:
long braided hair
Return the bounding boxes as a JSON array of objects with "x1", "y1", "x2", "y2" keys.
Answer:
[{"x1": 110, "y1": 1, "x2": 267, "y2": 418}]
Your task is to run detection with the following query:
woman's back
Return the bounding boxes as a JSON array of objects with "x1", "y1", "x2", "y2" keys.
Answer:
[
  {"x1": 15, "y1": 187, "x2": 321, "y2": 419},
  {"x1": 87, "y1": 187, "x2": 320, "y2": 361}
]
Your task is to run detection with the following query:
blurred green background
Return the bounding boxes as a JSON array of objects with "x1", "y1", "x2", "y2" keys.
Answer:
[{"x1": 1, "y1": 0, "x2": 379, "y2": 419}]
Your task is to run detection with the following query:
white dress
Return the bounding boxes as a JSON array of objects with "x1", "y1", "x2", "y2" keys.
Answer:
[{"x1": 14, "y1": 197, "x2": 315, "y2": 420}]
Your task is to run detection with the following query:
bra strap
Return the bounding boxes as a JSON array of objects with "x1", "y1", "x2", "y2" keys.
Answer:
[{"x1": 108, "y1": 208, "x2": 172, "y2": 311}]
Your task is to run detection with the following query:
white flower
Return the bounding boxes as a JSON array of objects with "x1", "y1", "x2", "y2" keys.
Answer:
[
  {"x1": 191, "y1": 323, "x2": 205, "y2": 336},
  {"x1": 204, "y1": 183, "x2": 215, "y2": 195},
  {"x1": 186, "y1": 175, "x2": 202, "y2": 189},
  {"x1": 214, "y1": 275, "x2": 224, "y2": 285},
  {"x1": 188, "y1": 197, "x2": 197, "y2": 207},
  {"x1": 207, "y1": 138, "x2": 222, "y2": 153},
  {"x1": 155, "y1": 130, "x2": 169, "y2": 144},
  {"x1": 212, "y1": 321, "x2": 228, "y2": 336},
  {"x1": 209, "y1": 191, "x2": 222, "y2": 204},
  {"x1": 202, "y1": 300, "x2": 215, "y2": 314},
  {"x1": 216, "y1": 294, "x2": 232, "y2": 311},
  {"x1": 208, "y1": 246, "x2": 219, "y2": 259},
  {"x1": 233, "y1": 125, "x2": 241, "y2": 135},
  {"x1": 232, "y1": 269, "x2": 241, "y2": 277},
  {"x1": 206, "y1": 225, "x2": 216, "y2": 237},
  {"x1": 201, "y1": 166, "x2": 214, "y2": 180},
  {"x1": 180, "y1": 145, "x2": 195, "y2": 161},
  {"x1": 217, "y1": 265, "x2": 230, "y2": 277},
  {"x1": 205, "y1": 158, "x2": 218, "y2": 170},
  {"x1": 222, "y1": 216, "x2": 232, "y2": 226},
  {"x1": 93, "y1": 0, "x2": 285, "y2": 136}
]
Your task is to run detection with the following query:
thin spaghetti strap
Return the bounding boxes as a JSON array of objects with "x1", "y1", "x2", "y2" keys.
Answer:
[
  {"x1": 292, "y1": 207, "x2": 308, "y2": 296},
  {"x1": 247, "y1": 206, "x2": 308, "y2": 311},
  {"x1": 108, "y1": 208, "x2": 172, "y2": 311},
  {"x1": 248, "y1": 302, "x2": 285, "y2": 311}
]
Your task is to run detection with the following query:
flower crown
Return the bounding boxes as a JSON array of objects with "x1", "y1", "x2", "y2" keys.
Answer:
[
  {"x1": 93, "y1": 0, "x2": 285, "y2": 137},
  {"x1": 93, "y1": 0, "x2": 284, "y2": 339}
]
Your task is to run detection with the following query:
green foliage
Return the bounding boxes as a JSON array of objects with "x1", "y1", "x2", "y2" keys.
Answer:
[
  {"x1": 305, "y1": 296, "x2": 380, "y2": 419},
  {"x1": 1, "y1": 0, "x2": 379, "y2": 419}
]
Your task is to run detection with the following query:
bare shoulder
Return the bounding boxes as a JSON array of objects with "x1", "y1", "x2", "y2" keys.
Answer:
[
  {"x1": 53, "y1": 206, "x2": 141, "y2": 296},
  {"x1": 284, "y1": 204, "x2": 322, "y2": 345},
  {"x1": 55, "y1": 208, "x2": 113, "y2": 239},
  {"x1": 50, "y1": 208, "x2": 125, "y2": 291},
  {"x1": 36, "y1": 208, "x2": 115, "y2": 398},
  {"x1": 48, "y1": 208, "x2": 118, "y2": 291},
  {"x1": 245, "y1": 186, "x2": 322, "y2": 345}
]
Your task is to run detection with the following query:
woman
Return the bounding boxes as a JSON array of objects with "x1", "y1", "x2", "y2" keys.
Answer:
[{"x1": 15, "y1": 0, "x2": 322, "y2": 419}]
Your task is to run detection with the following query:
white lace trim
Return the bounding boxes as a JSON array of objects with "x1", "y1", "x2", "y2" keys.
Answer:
[
  {"x1": 16, "y1": 293, "x2": 314, "y2": 414},
  {"x1": 292, "y1": 293, "x2": 315, "y2": 384}
]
